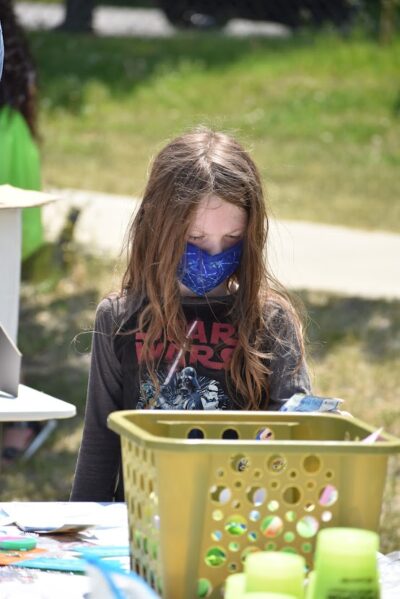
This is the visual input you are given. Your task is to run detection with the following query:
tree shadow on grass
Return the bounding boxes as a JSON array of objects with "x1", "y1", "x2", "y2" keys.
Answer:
[
  {"x1": 298, "y1": 290, "x2": 400, "y2": 363},
  {"x1": 0, "y1": 445, "x2": 82, "y2": 501},
  {"x1": 28, "y1": 28, "x2": 319, "y2": 113},
  {"x1": 18, "y1": 288, "x2": 99, "y2": 411},
  {"x1": 1, "y1": 373, "x2": 90, "y2": 499}
]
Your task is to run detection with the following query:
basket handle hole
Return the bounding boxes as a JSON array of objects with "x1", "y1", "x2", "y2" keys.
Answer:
[
  {"x1": 187, "y1": 428, "x2": 205, "y2": 439},
  {"x1": 222, "y1": 428, "x2": 239, "y2": 440}
]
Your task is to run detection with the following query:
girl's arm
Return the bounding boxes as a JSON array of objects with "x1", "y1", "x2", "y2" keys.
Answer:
[
  {"x1": 70, "y1": 297, "x2": 123, "y2": 501},
  {"x1": 266, "y1": 304, "x2": 311, "y2": 411}
]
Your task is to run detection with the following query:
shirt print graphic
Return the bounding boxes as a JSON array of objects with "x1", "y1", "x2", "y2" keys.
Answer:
[
  {"x1": 137, "y1": 366, "x2": 230, "y2": 410},
  {"x1": 135, "y1": 319, "x2": 237, "y2": 371},
  {"x1": 135, "y1": 318, "x2": 237, "y2": 410}
]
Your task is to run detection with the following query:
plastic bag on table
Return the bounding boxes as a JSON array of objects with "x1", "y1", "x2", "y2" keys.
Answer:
[{"x1": 85, "y1": 555, "x2": 160, "y2": 599}]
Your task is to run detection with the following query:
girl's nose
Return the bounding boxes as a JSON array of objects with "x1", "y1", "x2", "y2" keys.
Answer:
[{"x1": 205, "y1": 238, "x2": 225, "y2": 256}]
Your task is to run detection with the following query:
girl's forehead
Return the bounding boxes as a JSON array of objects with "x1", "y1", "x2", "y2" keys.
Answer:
[{"x1": 190, "y1": 195, "x2": 247, "y2": 232}]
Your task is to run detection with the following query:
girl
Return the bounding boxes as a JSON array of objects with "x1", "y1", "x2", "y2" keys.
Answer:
[{"x1": 71, "y1": 127, "x2": 311, "y2": 502}]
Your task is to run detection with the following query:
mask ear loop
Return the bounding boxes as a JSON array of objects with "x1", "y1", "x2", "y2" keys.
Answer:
[{"x1": 163, "y1": 320, "x2": 198, "y2": 386}]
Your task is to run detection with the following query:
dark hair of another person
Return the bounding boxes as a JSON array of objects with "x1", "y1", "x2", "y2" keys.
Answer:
[{"x1": 0, "y1": 0, "x2": 37, "y2": 137}]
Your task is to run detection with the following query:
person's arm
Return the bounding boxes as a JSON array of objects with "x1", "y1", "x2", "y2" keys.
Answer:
[
  {"x1": 70, "y1": 298, "x2": 123, "y2": 501},
  {"x1": 266, "y1": 304, "x2": 311, "y2": 411}
]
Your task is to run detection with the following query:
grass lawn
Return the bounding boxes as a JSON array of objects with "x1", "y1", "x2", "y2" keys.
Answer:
[
  {"x1": 1, "y1": 251, "x2": 399, "y2": 552},
  {"x1": 27, "y1": 29, "x2": 400, "y2": 232}
]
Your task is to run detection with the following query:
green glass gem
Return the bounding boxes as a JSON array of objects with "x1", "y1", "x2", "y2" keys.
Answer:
[
  {"x1": 197, "y1": 578, "x2": 212, "y2": 598},
  {"x1": 205, "y1": 547, "x2": 227, "y2": 567}
]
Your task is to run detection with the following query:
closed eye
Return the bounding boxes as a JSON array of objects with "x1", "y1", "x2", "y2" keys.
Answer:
[{"x1": 188, "y1": 233, "x2": 243, "y2": 240}]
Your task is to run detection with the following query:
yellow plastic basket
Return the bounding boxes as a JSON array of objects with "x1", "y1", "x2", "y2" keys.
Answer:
[{"x1": 108, "y1": 410, "x2": 400, "y2": 599}]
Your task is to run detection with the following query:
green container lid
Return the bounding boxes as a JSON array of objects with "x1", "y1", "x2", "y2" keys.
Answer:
[
  {"x1": 224, "y1": 573, "x2": 246, "y2": 599},
  {"x1": 315, "y1": 527, "x2": 379, "y2": 572},
  {"x1": 245, "y1": 551, "x2": 305, "y2": 598},
  {"x1": 243, "y1": 594, "x2": 296, "y2": 598},
  {"x1": 310, "y1": 528, "x2": 380, "y2": 599},
  {"x1": 0, "y1": 537, "x2": 37, "y2": 550}
]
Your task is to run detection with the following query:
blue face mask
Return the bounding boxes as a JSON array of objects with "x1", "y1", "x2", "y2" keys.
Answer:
[{"x1": 178, "y1": 240, "x2": 243, "y2": 296}]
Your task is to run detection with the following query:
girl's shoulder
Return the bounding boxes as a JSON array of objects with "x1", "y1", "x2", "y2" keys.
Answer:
[
  {"x1": 262, "y1": 292, "x2": 298, "y2": 324},
  {"x1": 95, "y1": 293, "x2": 134, "y2": 334},
  {"x1": 261, "y1": 292, "x2": 303, "y2": 349}
]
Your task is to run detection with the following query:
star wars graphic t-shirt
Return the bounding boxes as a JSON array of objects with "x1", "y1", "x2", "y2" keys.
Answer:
[
  {"x1": 115, "y1": 296, "x2": 245, "y2": 412},
  {"x1": 70, "y1": 293, "x2": 311, "y2": 502},
  {"x1": 137, "y1": 365, "x2": 230, "y2": 411}
]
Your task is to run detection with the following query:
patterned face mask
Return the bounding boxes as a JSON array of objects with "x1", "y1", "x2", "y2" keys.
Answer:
[{"x1": 178, "y1": 240, "x2": 243, "y2": 296}]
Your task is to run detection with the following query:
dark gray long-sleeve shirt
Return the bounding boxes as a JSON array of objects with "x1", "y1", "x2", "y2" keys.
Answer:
[{"x1": 70, "y1": 294, "x2": 311, "y2": 501}]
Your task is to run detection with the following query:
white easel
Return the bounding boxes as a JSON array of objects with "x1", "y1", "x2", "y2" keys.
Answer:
[
  {"x1": 0, "y1": 185, "x2": 60, "y2": 343},
  {"x1": 0, "y1": 185, "x2": 76, "y2": 458}
]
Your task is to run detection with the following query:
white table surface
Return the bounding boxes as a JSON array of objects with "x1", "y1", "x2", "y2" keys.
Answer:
[
  {"x1": 0, "y1": 502, "x2": 129, "y2": 598},
  {"x1": 0, "y1": 384, "x2": 76, "y2": 422}
]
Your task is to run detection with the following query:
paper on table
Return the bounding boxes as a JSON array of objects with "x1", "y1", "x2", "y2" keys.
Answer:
[
  {"x1": 82, "y1": 526, "x2": 130, "y2": 547},
  {"x1": 19, "y1": 523, "x2": 95, "y2": 534},
  {"x1": 0, "y1": 507, "x2": 15, "y2": 526},
  {"x1": 78, "y1": 505, "x2": 129, "y2": 546},
  {"x1": 0, "y1": 502, "x2": 127, "y2": 534},
  {"x1": 0, "y1": 571, "x2": 89, "y2": 598}
]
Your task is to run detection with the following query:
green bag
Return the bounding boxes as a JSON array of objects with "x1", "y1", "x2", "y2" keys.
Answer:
[{"x1": 0, "y1": 105, "x2": 43, "y2": 260}]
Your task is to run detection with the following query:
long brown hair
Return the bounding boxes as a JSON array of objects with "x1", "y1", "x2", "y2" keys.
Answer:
[{"x1": 121, "y1": 126, "x2": 304, "y2": 409}]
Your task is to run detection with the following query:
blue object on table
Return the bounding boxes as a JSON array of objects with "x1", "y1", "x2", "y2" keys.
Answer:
[
  {"x1": 13, "y1": 556, "x2": 125, "y2": 573},
  {"x1": 85, "y1": 555, "x2": 160, "y2": 599},
  {"x1": 13, "y1": 557, "x2": 88, "y2": 573},
  {"x1": 280, "y1": 393, "x2": 343, "y2": 413},
  {"x1": 74, "y1": 545, "x2": 130, "y2": 558}
]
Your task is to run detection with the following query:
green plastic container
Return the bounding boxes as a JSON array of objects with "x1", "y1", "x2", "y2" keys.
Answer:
[
  {"x1": 245, "y1": 552, "x2": 304, "y2": 597},
  {"x1": 306, "y1": 528, "x2": 380, "y2": 598},
  {"x1": 108, "y1": 410, "x2": 400, "y2": 599}
]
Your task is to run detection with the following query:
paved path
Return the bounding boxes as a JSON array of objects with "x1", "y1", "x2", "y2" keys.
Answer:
[
  {"x1": 43, "y1": 188, "x2": 400, "y2": 300},
  {"x1": 16, "y1": 2, "x2": 290, "y2": 38}
]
